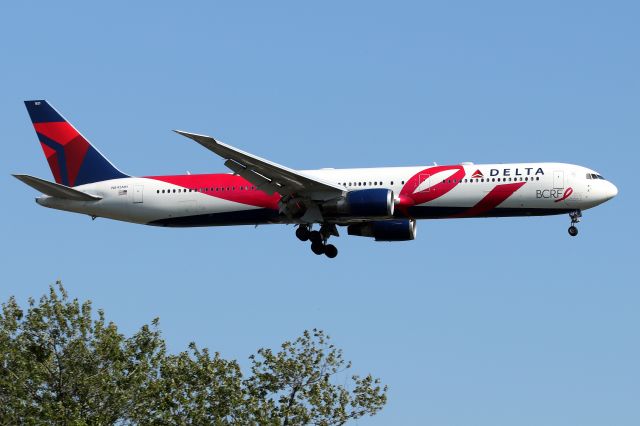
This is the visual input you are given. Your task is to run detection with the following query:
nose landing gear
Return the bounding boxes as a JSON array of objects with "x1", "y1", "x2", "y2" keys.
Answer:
[
  {"x1": 568, "y1": 210, "x2": 581, "y2": 237},
  {"x1": 296, "y1": 224, "x2": 339, "y2": 258}
]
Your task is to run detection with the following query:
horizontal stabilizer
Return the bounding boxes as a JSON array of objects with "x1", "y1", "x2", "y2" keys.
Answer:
[{"x1": 13, "y1": 174, "x2": 101, "y2": 201}]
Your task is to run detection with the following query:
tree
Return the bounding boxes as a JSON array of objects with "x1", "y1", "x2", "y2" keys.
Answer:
[
  {"x1": 0, "y1": 282, "x2": 387, "y2": 425},
  {"x1": 245, "y1": 329, "x2": 387, "y2": 426}
]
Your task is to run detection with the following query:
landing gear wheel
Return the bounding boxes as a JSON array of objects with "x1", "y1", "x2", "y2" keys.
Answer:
[
  {"x1": 311, "y1": 242, "x2": 325, "y2": 255},
  {"x1": 324, "y1": 244, "x2": 338, "y2": 258},
  {"x1": 309, "y1": 230, "x2": 322, "y2": 244},
  {"x1": 295, "y1": 226, "x2": 310, "y2": 241},
  {"x1": 567, "y1": 210, "x2": 581, "y2": 237}
]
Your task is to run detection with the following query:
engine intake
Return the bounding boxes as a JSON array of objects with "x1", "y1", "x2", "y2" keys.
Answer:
[
  {"x1": 347, "y1": 219, "x2": 417, "y2": 241},
  {"x1": 322, "y1": 189, "x2": 394, "y2": 218}
]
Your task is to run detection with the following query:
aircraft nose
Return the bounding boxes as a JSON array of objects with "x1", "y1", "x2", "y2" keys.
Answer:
[{"x1": 603, "y1": 181, "x2": 618, "y2": 201}]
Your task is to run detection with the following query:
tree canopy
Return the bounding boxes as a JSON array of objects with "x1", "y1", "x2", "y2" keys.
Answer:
[{"x1": 0, "y1": 281, "x2": 387, "y2": 425}]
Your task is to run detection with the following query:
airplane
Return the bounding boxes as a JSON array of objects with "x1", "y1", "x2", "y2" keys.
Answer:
[{"x1": 14, "y1": 100, "x2": 618, "y2": 258}]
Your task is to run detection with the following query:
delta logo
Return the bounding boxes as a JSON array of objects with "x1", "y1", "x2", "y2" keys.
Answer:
[{"x1": 471, "y1": 170, "x2": 484, "y2": 179}]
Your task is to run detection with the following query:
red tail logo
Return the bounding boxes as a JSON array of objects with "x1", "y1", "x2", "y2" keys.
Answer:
[{"x1": 471, "y1": 169, "x2": 483, "y2": 179}]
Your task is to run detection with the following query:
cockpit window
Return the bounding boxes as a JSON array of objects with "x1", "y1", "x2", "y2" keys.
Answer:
[{"x1": 587, "y1": 173, "x2": 606, "y2": 180}]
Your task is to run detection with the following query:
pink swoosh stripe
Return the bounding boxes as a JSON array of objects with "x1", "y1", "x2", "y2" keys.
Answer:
[{"x1": 451, "y1": 182, "x2": 526, "y2": 218}]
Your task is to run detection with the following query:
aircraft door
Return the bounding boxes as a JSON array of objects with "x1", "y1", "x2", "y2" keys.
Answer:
[
  {"x1": 133, "y1": 185, "x2": 144, "y2": 203},
  {"x1": 553, "y1": 171, "x2": 564, "y2": 189},
  {"x1": 565, "y1": 171, "x2": 583, "y2": 206}
]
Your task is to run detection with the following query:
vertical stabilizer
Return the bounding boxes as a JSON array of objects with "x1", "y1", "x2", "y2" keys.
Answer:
[{"x1": 24, "y1": 100, "x2": 128, "y2": 186}]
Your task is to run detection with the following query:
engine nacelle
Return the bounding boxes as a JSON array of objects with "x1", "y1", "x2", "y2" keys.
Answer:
[
  {"x1": 322, "y1": 189, "x2": 394, "y2": 218},
  {"x1": 279, "y1": 197, "x2": 307, "y2": 219},
  {"x1": 347, "y1": 219, "x2": 417, "y2": 241}
]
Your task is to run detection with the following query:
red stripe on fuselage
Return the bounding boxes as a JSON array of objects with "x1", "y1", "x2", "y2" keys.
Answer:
[
  {"x1": 399, "y1": 165, "x2": 466, "y2": 206},
  {"x1": 452, "y1": 182, "x2": 526, "y2": 218},
  {"x1": 145, "y1": 174, "x2": 281, "y2": 209}
]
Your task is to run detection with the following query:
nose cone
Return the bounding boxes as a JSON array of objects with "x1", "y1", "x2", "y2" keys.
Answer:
[{"x1": 603, "y1": 181, "x2": 618, "y2": 201}]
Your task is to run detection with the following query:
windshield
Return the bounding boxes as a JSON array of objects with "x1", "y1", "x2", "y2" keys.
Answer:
[{"x1": 586, "y1": 173, "x2": 605, "y2": 180}]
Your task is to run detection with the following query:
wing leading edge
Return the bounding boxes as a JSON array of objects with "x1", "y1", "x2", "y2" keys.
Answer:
[
  {"x1": 13, "y1": 174, "x2": 102, "y2": 201},
  {"x1": 173, "y1": 130, "x2": 344, "y2": 201}
]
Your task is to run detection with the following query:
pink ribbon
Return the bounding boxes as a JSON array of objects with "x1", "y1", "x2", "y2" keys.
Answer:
[{"x1": 555, "y1": 187, "x2": 573, "y2": 203}]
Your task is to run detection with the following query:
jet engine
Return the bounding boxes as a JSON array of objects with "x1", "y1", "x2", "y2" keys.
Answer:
[
  {"x1": 279, "y1": 196, "x2": 307, "y2": 219},
  {"x1": 322, "y1": 189, "x2": 394, "y2": 218},
  {"x1": 347, "y1": 219, "x2": 417, "y2": 241}
]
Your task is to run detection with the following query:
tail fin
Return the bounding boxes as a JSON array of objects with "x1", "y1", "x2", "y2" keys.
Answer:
[{"x1": 24, "y1": 100, "x2": 128, "y2": 187}]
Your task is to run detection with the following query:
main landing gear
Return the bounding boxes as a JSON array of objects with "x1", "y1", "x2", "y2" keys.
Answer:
[
  {"x1": 568, "y1": 210, "x2": 581, "y2": 237},
  {"x1": 295, "y1": 224, "x2": 339, "y2": 258}
]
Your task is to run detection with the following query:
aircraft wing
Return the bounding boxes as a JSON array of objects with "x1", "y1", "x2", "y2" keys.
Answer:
[{"x1": 174, "y1": 130, "x2": 345, "y2": 200}]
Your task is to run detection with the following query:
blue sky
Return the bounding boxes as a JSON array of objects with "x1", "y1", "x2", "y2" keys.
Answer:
[{"x1": 1, "y1": 1, "x2": 638, "y2": 424}]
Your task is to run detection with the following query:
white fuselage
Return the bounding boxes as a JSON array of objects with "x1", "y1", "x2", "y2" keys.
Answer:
[{"x1": 35, "y1": 162, "x2": 617, "y2": 227}]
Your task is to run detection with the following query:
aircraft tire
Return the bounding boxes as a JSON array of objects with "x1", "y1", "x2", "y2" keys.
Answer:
[
  {"x1": 296, "y1": 227, "x2": 310, "y2": 241},
  {"x1": 324, "y1": 244, "x2": 338, "y2": 258},
  {"x1": 568, "y1": 226, "x2": 578, "y2": 237},
  {"x1": 311, "y1": 242, "x2": 325, "y2": 255},
  {"x1": 309, "y1": 230, "x2": 322, "y2": 244}
]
